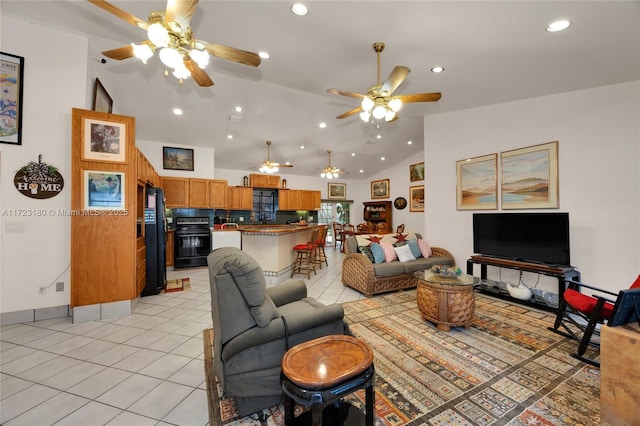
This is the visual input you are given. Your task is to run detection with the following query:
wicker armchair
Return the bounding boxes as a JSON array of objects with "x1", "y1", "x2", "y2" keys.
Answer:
[{"x1": 341, "y1": 234, "x2": 456, "y2": 297}]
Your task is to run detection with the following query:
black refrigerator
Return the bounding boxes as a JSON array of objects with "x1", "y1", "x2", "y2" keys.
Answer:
[{"x1": 142, "y1": 187, "x2": 166, "y2": 296}]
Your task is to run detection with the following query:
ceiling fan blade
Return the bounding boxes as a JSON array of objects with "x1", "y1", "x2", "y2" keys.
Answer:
[
  {"x1": 102, "y1": 45, "x2": 136, "y2": 60},
  {"x1": 87, "y1": 0, "x2": 148, "y2": 29},
  {"x1": 395, "y1": 92, "x2": 442, "y2": 103},
  {"x1": 327, "y1": 88, "x2": 366, "y2": 99},
  {"x1": 276, "y1": 164, "x2": 294, "y2": 168},
  {"x1": 200, "y1": 41, "x2": 261, "y2": 67},
  {"x1": 388, "y1": 113, "x2": 399, "y2": 123},
  {"x1": 337, "y1": 106, "x2": 363, "y2": 119},
  {"x1": 381, "y1": 66, "x2": 410, "y2": 95},
  {"x1": 184, "y1": 57, "x2": 214, "y2": 86},
  {"x1": 164, "y1": 0, "x2": 199, "y2": 30}
]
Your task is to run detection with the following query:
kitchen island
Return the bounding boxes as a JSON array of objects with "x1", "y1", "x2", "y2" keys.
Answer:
[{"x1": 240, "y1": 224, "x2": 325, "y2": 285}]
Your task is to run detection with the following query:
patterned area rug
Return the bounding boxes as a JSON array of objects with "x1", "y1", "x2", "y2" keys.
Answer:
[{"x1": 204, "y1": 290, "x2": 600, "y2": 425}]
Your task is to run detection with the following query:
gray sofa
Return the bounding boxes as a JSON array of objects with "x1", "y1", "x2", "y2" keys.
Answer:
[
  {"x1": 207, "y1": 247, "x2": 349, "y2": 416},
  {"x1": 342, "y1": 233, "x2": 455, "y2": 297}
]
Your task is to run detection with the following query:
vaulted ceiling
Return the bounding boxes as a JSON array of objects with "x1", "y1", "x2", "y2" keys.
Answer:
[{"x1": 3, "y1": 1, "x2": 639, "y2": 178}]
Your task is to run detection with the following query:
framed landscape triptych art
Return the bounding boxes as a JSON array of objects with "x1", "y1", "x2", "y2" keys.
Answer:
[{"x1": 456, "y1": 141, "x2": 559, "y2": 210}]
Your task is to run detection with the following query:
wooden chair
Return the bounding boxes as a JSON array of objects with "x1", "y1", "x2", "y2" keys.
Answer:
[
  {"x1": 332, "y1": 222, "x2": 343, "y2": 251},
  {"x1": 548, "y1": 275, "x2": 640, "y2": 366},
  {"x1": 291, "y1": 228, "x2": 320, "y2": 279},
  {"x1": 357, "y1": 222, "x2": 373, "y2": 234},
  {"x1": 396, "y1": 224, "x2": 405, "y2": 233},
  {"x1": 315, "y1": 225, "x2": 328, "y2": 268},
  {"x1": 341, "y1": 224, "x2": 355, "y2": 253},
  {"x1": 374, "y1": 222, "x2": 388, "y2": 234}
]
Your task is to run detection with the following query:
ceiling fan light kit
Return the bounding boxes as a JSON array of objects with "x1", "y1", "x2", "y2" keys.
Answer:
[
  {"x1": 260, "y1": 141, "x2": 293, "y2": 174},
  {"x1": 321, "y1": 150, "x2": 341, "y2": 179},
  {"x1": 89, "y1": 0, "x2": 261, "y2": 87},
  {"x1": 328, "y1": 42, "x2": 441, "y2": 123}
]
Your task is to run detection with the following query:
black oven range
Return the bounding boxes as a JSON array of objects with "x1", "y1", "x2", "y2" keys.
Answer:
[{"x1": 174, "y1": 217, "x2": 211, "y2": 268}]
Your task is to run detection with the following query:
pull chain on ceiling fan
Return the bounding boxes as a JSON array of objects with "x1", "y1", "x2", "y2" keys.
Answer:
[
  {"x1": 87, "y1": 0, "x2": 261, "y2": 86},
  {"x1": 327, "y1": 42, "x2": 441, "y2": 122},
  {"x1": 260, "y1": 141, "x2": 293, "y2": 174}
]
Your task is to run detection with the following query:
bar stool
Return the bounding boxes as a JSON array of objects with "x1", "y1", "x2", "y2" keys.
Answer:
[
  {"x1": 291, "y1": 228, "x2": 319, "y2": 279},
  {"x1": 315, "y1": 225, "x2": 328, "y2": 268}
]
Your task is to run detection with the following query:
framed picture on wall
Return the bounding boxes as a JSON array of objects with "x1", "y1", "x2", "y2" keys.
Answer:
[
  {"x1": 371, "y1": 178, "x2": 390, "y2": 199},
  {"x1": 327, "y1": 182, "x2": 346, "y2": 200},
  {"x1": 409, "y1": 162, "x2": 425, "y2": 182},
  {"x1": 92, "y1": 78, "x2": 113, "y2": 113},
  {"x1": 501, "y1": 141, "x2": 558, "y2": 209},
  {"x1": 410, "y1": 185, "x2": 424, "y2": 212},
  {"x1": 163, "y1": 146, "x2": 194, "y2": 171},
  {"x1": 0, "y1": 51, "x2": 25, "y2": 145},
  {"x1": 456, "y1": 153, "x2": 498, "y2": 210},
  {"x1": 82, "y1": 118, "x2": 127, "y2": 163},
  {"x1": 84, "y1": 170, "x2": 126, "y2": 210}
]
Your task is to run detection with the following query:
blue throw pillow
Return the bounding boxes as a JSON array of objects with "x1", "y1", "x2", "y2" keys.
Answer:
[
  {"x1": 370, "y1": 242, "x2": 385, "y2": 263},
  {"x1": 407, "y1": 239, "x2": 422, "y2": 258}
]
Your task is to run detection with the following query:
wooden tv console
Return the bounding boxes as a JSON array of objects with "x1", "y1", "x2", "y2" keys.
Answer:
[{"x1": 466, "y1": 255, "x2": 581, "y2": 311}]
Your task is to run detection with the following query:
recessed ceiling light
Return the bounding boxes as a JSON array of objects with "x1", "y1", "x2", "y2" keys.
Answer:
[
  {"x1": 300, "y1": 145, "x2": 305, "y2": 149},
  {"x1": 259, "y1": 51, "x2": 270, "y2": 59},
  {"x1": 227, "y1": 134, "x2": 233, "y2": 140},
  {"x1": 173, "y1": 108, "x2": 183, "y2": 115},
  {"x1": 359, "y1": 169, "x2": 364, "y2": 173},
  {"x1": 431, "y1": 66, "x2": 444, "y2": 73},
  {"x1": 407, "y1": 140, "x2": 413, "y2": 145},
  {"x1": 291, "y1": 3, "x2": 308, "y2": 16},
  {"x1": 319, "y1": 122, "x2": 326, "y2": 128},
  {"x1": 351, "y1": 152, "x2": 356, "y2": 156},
  {"x1": 376, "y1": 134, "x2": 382, "y2": 139},
  {"x1": 547, "y1": 20, "x2": 570, "y2": 32},
  {"x1": 381, "y1": 156, "x2": 386, "y2": 161},
  {"x1": 234, "y1": 106, "x2": 242, "y2": 112}
]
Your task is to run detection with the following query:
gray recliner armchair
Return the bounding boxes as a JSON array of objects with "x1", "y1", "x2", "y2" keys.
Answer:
[{"x1": 207, "y1": 247, "x2": 350, "y2": 417}]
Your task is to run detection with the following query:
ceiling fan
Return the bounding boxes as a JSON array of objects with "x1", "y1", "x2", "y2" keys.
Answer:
[
  {"x1": 320, "y1": 150, "x2": 343, "y2": 179},
  {"x1": 260, "y1": 141, "x2": 293, "y2": 174},
  {"x1": 327, "y1": 42, "x2": 441, "y2": 122},
  {"x1": 87, "y1": 0, "x2": 261, "y2": 86}
]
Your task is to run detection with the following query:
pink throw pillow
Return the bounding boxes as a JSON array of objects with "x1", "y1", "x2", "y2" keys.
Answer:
[
  {"x1": 380, "y1": 242, "x2": 398, "y2": 262},
  {"x1": 418, "y1": 239, "x2": 432, "y2": 258}
]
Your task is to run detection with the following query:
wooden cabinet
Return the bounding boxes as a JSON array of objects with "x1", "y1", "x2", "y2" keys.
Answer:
[
  {"x1": 166, "y1": 230, "x2": 174, "y2": 267},
  {"x1": 363, "y1": 201, "x2": 392, "y2": 232},
  {"x1": 136, "y1": 237, "x2": 146, "y2": 295},
  {"x1": 228, "y1": 186, "x2": 253, "y2": 210},
  {"x1": 161, "y1": 177, "x2": 189, "y2": 207},
  {"x1": 250, "y1": 173, "x2": 280, "y2": 188},
  {"x1": 136, "y1": 149, "x2": 159, "y2": 187},
  {"x1": 279, "y1": 189, "x2": 321, "y2": 211},
  {"x1": 188, "y1": 178, "x2": 209, "y2": 208},
  {"x1": 208, "y1": 179, "x2": 228, "y2": 208}
]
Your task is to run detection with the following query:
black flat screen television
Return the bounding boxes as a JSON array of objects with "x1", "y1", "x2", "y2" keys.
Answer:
[{"x1": 473, "y1": 213, "x2": 571, "y2": 266}]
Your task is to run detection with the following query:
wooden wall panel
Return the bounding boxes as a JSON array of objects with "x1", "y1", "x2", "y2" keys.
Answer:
[{"x1": 71, "y1": 108, "x2": 137, "y2": 307}]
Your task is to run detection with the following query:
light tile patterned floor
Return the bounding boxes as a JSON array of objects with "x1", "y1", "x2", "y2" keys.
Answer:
[{"x1": 0, "y1": 249, "x2": 361, "y2": 425}]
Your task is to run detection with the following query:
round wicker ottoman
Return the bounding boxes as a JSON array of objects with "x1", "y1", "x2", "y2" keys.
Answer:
[{"x1": 416, "y1": 271, "x2": 476, "y2": 331}]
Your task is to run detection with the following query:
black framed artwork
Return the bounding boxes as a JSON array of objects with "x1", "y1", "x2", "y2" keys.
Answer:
[{"x1": 0, "y1": 52, "x2": 25, "y2": 145}]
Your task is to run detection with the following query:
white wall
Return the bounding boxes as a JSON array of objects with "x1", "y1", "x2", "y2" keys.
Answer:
[
  {"x1": 137, "y1": 139, "x2": 215, "y2": 179},
  {"x1": 425, "y1": 81, "x2": 640, "y2": 294},
  {"x1": 0, "y1": 18, "x2": 88, "y2": 313}
]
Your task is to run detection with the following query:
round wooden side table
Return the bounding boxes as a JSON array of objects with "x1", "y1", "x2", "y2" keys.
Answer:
[
  {"x1": 281, "y1": 334, "x2": 375, "y2": 426},
  {"x1": 416, "y1": 270, "x2": 477, "y2": 331}
]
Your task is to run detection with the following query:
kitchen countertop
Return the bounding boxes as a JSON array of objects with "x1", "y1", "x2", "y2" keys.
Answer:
[{"x1": 239, "y1": 224, "x2": 323, "y2": 234}]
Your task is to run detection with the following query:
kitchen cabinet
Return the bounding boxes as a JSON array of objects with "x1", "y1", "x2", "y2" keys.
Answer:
[
  {"x1": 278, "y1": 189, "x2": 321, "y2": 211},
  {"x1": 136, "y1": 149, "x2": 159, "y2": 187},
  {"x1": 189, "y1": 178, "x2": 209, "y2": 208},
  {"x1": 228, "y1": 186, "x2": 253, "y2": 210},
  {"x1": 166, "y1": 230, "x2": 174, "y2": 267},
  {"x1": 161, "y1": 177, "x2": 189, "y2": 208},
  {"x1": 250, "y1": 173, "x2": 280, "y2": 188},
  {"x1": 136, "y1": 237, "x2": 146, "y2": 295},
  {"x1": 209, "y1": 179, "x2": 228, "y2": 208}
]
